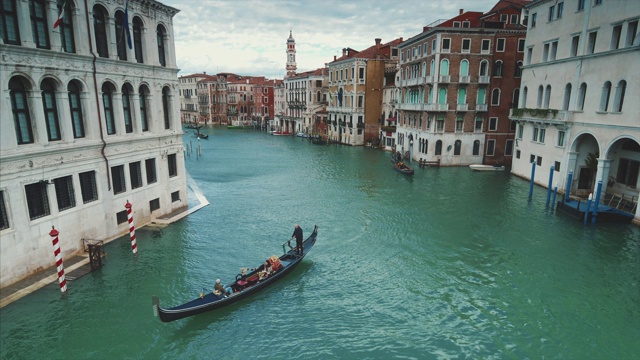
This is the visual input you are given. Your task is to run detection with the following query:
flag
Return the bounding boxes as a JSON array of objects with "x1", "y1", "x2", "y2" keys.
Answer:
[
  {"x1": 53, "y1": 0, "x2": 66, "y2": 29},
  {"x1": 124, "y1": 1, "x2": 132, "y2": 49}
]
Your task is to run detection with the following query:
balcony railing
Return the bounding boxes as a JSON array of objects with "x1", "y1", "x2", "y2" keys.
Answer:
[
  {"x1": 509, "y1": 108, "x2": 572, "y2": 122},
  {"x1": 476, "y1": 104, "x2": 488, "y2": 112},
  {"x1": 478, "y1": 76, "x2": 490, "y2": 84},
  {"x1": 439, "y1": 75, "x2": 450, "y2": 83},
  {"x1": 459, "y1": 75, "x2": 470, "y2": 84},
  {"x1": 425, "y1": 103, "x2": 449, "y2": 111},
  {"x1": 424, "y1": 75, "x2": 433, "y2": 83},
  {"x1": 397, "y1": 103, "x2": 424, "y2": 111},
  {"x1": 456, "y1": 103, "x2": 468, "y2": 111}
]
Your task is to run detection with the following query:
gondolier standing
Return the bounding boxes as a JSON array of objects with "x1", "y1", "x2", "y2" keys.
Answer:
[{"x1": 290, "y1": 224, "x2": 304, "y2": 255}]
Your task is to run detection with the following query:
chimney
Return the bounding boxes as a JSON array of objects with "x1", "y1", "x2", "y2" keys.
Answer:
[
  {"x1": 342, "y1": 48, "x2": 347, "y2": 56},
  {"x1": 334, "y1": 55, "x2": 337, "y2": 61},
  {"x1": 375, "y1": 38, "x2": 381, "y2": 45},
  {"x1": 459, "y1": 9, "x2": 464, "y2": 15}
]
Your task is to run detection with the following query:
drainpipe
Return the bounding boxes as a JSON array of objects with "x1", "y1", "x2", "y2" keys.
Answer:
[{"x1": 85, "y1": 0, "x2": 111, "y2": 190}]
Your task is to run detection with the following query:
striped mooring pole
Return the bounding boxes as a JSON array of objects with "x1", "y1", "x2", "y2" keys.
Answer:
[
  {"x1": 125, "y1": 201, "x2": 138, "y2": 255},
  {"x1": 49, "y1": 226, "x2": 67, "y2": 294}
]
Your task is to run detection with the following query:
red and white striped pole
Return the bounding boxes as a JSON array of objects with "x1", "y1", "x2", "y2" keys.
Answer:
[
  {"x1": 49, "y1": 226, "x2": 67, "y2": 294},
  {"x1": 125, "y1": 200, "x2": 137, "y2": 255}
]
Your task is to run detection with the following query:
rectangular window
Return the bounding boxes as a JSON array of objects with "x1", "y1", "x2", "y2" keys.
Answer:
[
  {"x1": 626, "y1": 21, "x2": 638, "y2": 47},
  {"x1": 516, "y1": 150, "x2": 521, "y2": 159},
  {"x1": 539, "y1": 128, "x2": 546, "y2": 143},
  {"x1": 511, "y1": 14, "x2": 518, "y2": 24},
  {"x1": 431, "y1": 39, "x2": 436, "y2": 53},
  {"x1": 543, "y1": 43, "x2": 550, "y2": 62},
  {"x1": 527, "y1": 47, "x2": 533, "y2": 65},
  {"x1": 489, "y1": 117, "x2": 498, "y2": 131},
  {"x1": 587, "y1": 31, "x2": 597, "y2": 54},
  {"x1": 537, "y1": 156, "x2": 542, "y2": 166},
  {"x1": 116, "y1": 210, "x2": 128, "y2": 225},
  {"x1": 0, "y1": 191, "x2": 9, "y2": 230},
  {"x1": 453, "y1": 21, "x2": 460, "y2": 28},
  {"x1": 359, "y1": 67, "x2": 364, "y2": 80},
  {"x1": 611, "y1": 24, "x2": 622, "y2": 50},
  {"x1": 548, "y1": 5, "x2": 555, "y2": 22},
  {"x1": 146, "y1": 158, "x2": 157, "y2": 184},
  {"x1": 578, "y1": 0, "x2": 585, "y2": 11},
  {"x1": 550, "y1": 41, "x2": 558, "y2": 61},
  {"x1": 557, "y1": 130, "x2": 565, "y2": 146},
  {"x1": 496, "y1": 38, "x2": 506, "y2": 52},
  {"x1": 53, "y1": 175, "x2": 76, "y2": 211},
  {"x1": 555, "y1": 161, "x2": 561, "y2": 171},
  {"x1": 171, "y1": 191, "x2": 180, "y2": 202},
  {"x1": 616, "y1": 158, "x2": 640, "y2": 186},
  {"x1": 462, "y1": 21, "x2": 470, "y2": 28},
  {"x1": 518, "y1": 38, "x2": 526, "y2": 52},
  {"x1": 111, "y1": 165, "x2": 126, "y2": 194},
  {"x1": 29, "y1": 0, "x2": 50, "y2": 49},
  {"x1": 500, "y1": 14, "x2": 508, "y2": 23},
  {"x1": 129, "y1": 162, "x2": 143, "y2": 189},
  {"x1": 505, "y1": 139, "x2": 514, "y2": 156},
  {"x1": 533, "y1": 127, "x2": 539, "y2": 141},
  {"x1": 455, "y1": 118, "x2": 463, "y2": 132},
  {"x1": 442, "y1": 38, "x2": 451, "y2": 53},
  {"x1": 79, "y1": 171, "x2": 98, "y2": 204},
  {"x1": 475, "y1": 118, "x2": 483, "y2": 132},
  {"x1": 481, "y1": 39, "x2": 491, "y2": 54},
  {"x1": 531, "y1": 13, "x2": 537, "y2": 27},
  {"x1": 462, "y1": 39, "x2": 471, "y2": 53},
  {"x1": 168, "y1": 154, "x2": 177, "y2": 177},
  {"x1": 557, "y1": 2, "x2": 564, "y2": 19},
  {"x1": 530, "y1": 154, "x2": 536, "y2": 163},
  {"x1": 571, "y1": 35, "x2": 580, "y2": 56},
  {"x1": 595, "y1": 0, "x2": 603, "y2": 5},
  {"x1": 149, "y1": 198, "x2": 160, "y2": 212},
  {"x1": 486, "y1": 140, "x2": 495, "y2": 156},
  {"x1": 518, "y1": 124, "x2": 523, "y2": 139},
  {"x1": 25, "y1": 182, "x2": 50, "y2": 220}
]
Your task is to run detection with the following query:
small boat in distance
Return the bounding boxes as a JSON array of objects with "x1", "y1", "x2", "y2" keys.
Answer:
[
  {"x1": 272, "y1": 131, "x2": 292, "y2": 136},
  {"x1": 153, "y1": 226, "x2": 318, "y2": 323},
  {"x1": 394, "y1": 161, "x2": 414, "y2": 175},
  {"x1": 296, "y1": 132, "x2": 308, "y2": 138},
  {"x1": 469, "y1": 164, "x2": 505, "y2": 171},
  {"x1": 197, "y1": 133, "x2": 209, "y2": 139}
]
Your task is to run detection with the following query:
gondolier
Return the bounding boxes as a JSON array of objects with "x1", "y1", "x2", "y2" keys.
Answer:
[{"x1": 290, "y1": 224, "x2": 303, "y2": 255}]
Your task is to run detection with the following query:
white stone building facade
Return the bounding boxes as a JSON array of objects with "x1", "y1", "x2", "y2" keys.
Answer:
[
  {"x1": 511, "y1": 0, "x2": 639, "y2": 223},
  {"x1": 0, "y1": 0, "x2": 187, "y2": 287}
]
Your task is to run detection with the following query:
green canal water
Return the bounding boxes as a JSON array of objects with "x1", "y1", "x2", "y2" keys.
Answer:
[{"x1": 1, "y1": 128, "x2": 639, "y2": 359}]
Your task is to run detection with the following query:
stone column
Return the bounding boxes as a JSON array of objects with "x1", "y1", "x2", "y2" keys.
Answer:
[
  {"x1": 596, "y1": 158, "x2": 612, "y2": 195},
  {"x1": 565, "y1": 151, "x2": 578, "y2": 193},
  {"x1": 56, "y1": 91, "x2": 74, "y2": 142},
  {"x1": 47, "y1": 0, "x2": 62, "y2": 50},
  {"x1": 17, "y1": 0, "x2": 35, "y2": 48},
  {"x1": 131, "y1": 88, "x2": 143, "y2": 135},
  {"x1": 30, "y1": 91, "x2": 49, "y2": 144},
  {"x1": 111, "y1": 90, "x2": 124, "y2": 136}
]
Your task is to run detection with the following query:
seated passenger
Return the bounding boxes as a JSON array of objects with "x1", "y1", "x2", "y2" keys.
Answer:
[{"x1": 214, "y1": 278, "x2": 232, "y2": 297}]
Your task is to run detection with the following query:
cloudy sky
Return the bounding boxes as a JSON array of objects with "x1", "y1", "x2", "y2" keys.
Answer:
[{"x1": 170, "y1": 0, "x2": 500, "y2": 78}]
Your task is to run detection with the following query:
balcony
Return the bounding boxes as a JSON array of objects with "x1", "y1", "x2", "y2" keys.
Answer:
[
  {"x1": 424, "y1": 75, "x2": 433, "y2": 83},
  {"x1": 439, "y1": 75, "x2": 450, "y2": 83},
  {"x1": 406, "y1": 77, "x2": 424, "y2": 86},
  {"x1": 509, "y1": 108, "x2": 573, "y2": 124},
  {"x1": 459, "y1": 75, "x2": 470, "y2": 84},
  {"x1": 478, "y1": 76, "x2": 490, "y2": 84},
  {"x1": 476, "y1": 104, "x2": 488, "y2": 112},
  {"x1": 456, "y1": 104, "x2": 468, "y2": 111},
  {"x1": 397, "y1": 103, "x2": 424, "y2": 111},
  {"x1": 425, "y1": 103, "x2": 449, "y2": 111}
]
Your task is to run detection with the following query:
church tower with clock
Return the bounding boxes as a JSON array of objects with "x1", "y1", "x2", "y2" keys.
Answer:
[{"x1": 285, "y1": 30, "x2": 297, "y2": 78}]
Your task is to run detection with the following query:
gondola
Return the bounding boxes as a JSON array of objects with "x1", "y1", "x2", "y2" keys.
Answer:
[
  {"x1": 197, "y1": 133, "x2": 209, "y2": 139},
  {"x1": 152, "y1": 225, "x2": 318, "y2": 322},
  {"x1": 394, "y1": 161, "x2": 414, "y2": 175}
]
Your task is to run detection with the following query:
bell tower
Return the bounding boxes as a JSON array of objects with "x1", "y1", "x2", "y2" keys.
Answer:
[{"x1": 286, "y1": 30, "x2": 297, "y2": 78}]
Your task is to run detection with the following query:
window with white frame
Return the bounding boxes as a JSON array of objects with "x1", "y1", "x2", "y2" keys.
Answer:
[
  {"x1": 500, "y1": 14, "x2": 508, "y2": 23},
  {"x1": 26, "y1": 182, "x2": 50, "y2": 220},
  {"x1": 489, "y1": 117, "x2": 498, "y2": 131},
  {"x1": 570, "y1": 35, "x2": 580, "y2": 57},
  {"x1": 462, "y1": 21, "x2": 470, "y2": 28},
  {"x1": 505, "y1": 139, "x2": 514, "y2": 156},
  {"x1": 462, "y1": 39, "x2": 471, "y2": 53},
  {"x1": 611, "y1": 24, "x2": 623, "y2": 50},
  {"x1": 518, "y1": 38, "x2": 526, "y2": 52},
  {"x1": 486, "y1": 139, "x2": 495, "y2": 156},
  {"x1": 613, "y1": 80, "x2": 626, "y2": 112},
  {"x1": 531, "y1": 13, "x2": 537, "y2": 27},
  {"x1": 626, "y1": 20, "x2": 638, "y2": 47},
  {"x1": 496, "y1": 38, "x2": 506, "y2": 52},
  {"x1": 511, "y1": 14, "x2": 518, "y2": 24},
  {"x1": 557, "y1": 2, "x2": 564, "y2": 19},
  {"x1": 491, "y1": 89, "x2": 500, "y2": 106},
  {"x1": 453, "y1": 21, "x2": 460, "y2": 28},
  {"x1": 577, "y1": 83, "x2": 587, "y2": 111},
  {"x1": 442, "y1": 38, "x2": 451, "y2": 53},
  {"x1": 548, "y1": 5, "x2": 555, "y2": 22},
  {"x1": 475, "y1": 117, "x2": 483, "y2": 133},
  {"x1": 557, "y1": 130, "x2": 565, "y2": 147},
  {"x1": 600, "y1": 81, "x2": 612, "y2": 111},
  {"x1": 481, "y1": 39, "x2": 491, "y2": 54},
  {"x1": 587, "y1": 31, "x2": 597, "y2": 54},
  {"x1": 550, "y1": 41, "x2": 558, "y2": 61}
]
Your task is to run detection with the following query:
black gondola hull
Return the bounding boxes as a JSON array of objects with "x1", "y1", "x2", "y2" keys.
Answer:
[{"x1": 153, "y1": 226, "x2": 318, "y2": 322}]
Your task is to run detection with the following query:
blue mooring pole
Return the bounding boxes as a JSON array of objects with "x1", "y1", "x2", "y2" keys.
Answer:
[
  {"x1": 564, "y1": 170, "x2": 573, "y2": 203},
  {"x1": 584, "y1": 193, "x2": 593, "y2": 225},
  {"x1": 529, "y1": 161, "x2": 536, "y2": 199},
  {"x1": 591, "y1": 180, "x2": 603, "y2": 224},
  {"x1": 551, "y1": 183, "x2": 558, "y2": 210},
  {"x1": 546, "y1": 165, "x2": 554, "y2": 207}
]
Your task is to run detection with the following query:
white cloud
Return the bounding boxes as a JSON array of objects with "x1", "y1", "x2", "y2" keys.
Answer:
[{"x1": 169, "y1": 0, "x2": 500, "y2": 78}]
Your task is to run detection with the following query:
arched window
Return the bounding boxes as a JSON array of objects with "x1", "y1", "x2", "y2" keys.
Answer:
[
  {"x1": 537, "y1": 85, "x2": 544, "y2": 108},
  {"x1": 133, "y1": 17, "x2": 144, "y2": 63},
  {"x1": 544, "y1": 85, "x2": 552, "y2": 108},
  {"x1": 423, "y1": 139, "x2": 428, "y2": 154},
  {"x1": 430, "y1": 59, "x2": 435, "y2": 76},
  {"x1": 9, "y1": 77, "x2": 34, "y2": 144},
  {"x1": 457, "y1": 88, "x2": 466, "y2": 104},
  {"x1": 435, "y1": 140, "x2": 442, "y2": 155},
  {"x1": 122, "y1": 84, "x2": 133, "y2": 133},
  {"x1": 102, "y1": 83, "x2": 116, "y2": 135},
  {"x1": 1, "y1": 0, "x2": 21, "y2": 45},
  {"x1": 562, "y1": 83, "x2": 572, "y2": 110},
  {"x1": 162, "y1": 87, "x2": 171, "y2": 129},
  {"x1": 93, "y1": 5, "x2": 109, "y2": 58},
  {"x1": 438, "y1": 88, "x2": 447, "y2": 104},
  {"x1": 139, "y1": 85, "x2": 149, "y2": 131},
  {"x1": 440, "y1": 59, "x2": 449, "y2": 75},
  {"x1": 493, "y1": 60, "x2": 503, "y2": 76},
  {"x1": 514, "y1": 60, "x2": 523, "y2": 77},
  {"x1": 512, "y1": 88, "x2": 520, "y2": 108},
  {"x1": 473, "y1": 140, "x2": 480, "y2": 155},
  {"x1": 460, "y1": 59, "x2": 469, "y2": 76},
  {"x1": 600, "y1": 81, "x2": 612, "y2": 111},
  {"x1": 41, "y1": 79, "x2": 61, "y2": 141},
  {"x1": 157, "y1": 25, "x2": 167, "y2": 67},
  {"x1": 57, "y1": 0, "x2": 75, "y2": 53},
  {"x1": 30, "y1": 0, "x2": 50, "y2": 49},
  {"x1": 454, "y1": 140, "x2": 461, "y2": 155},
  {"x1": 613, "y1": 80, "x2": 626, "y2": 112},
  {"x1": 422, "y1": 62, "x2": 427, "y2": 77},
  {"x1": 577, "y1": 83, "x2": 587, "y2": 111},
  {"x1": 114, "y1": 11, "x2": 127, "y2": 61},
  {"x1": 477, "y1": 88, "x2": 486, "y2": 105},
  {"x1": 522, "y1": 86, "x2": 528, "y2": 108},
  {"x1": 491, "y1": 88, "x2": 501, "y2": 106},
  {"x1": 67, "y1": 80, "x2": 85, "y2": 138},
  {"x1": 479, "y1": 60, "x2": 489, "y2": 76}
]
